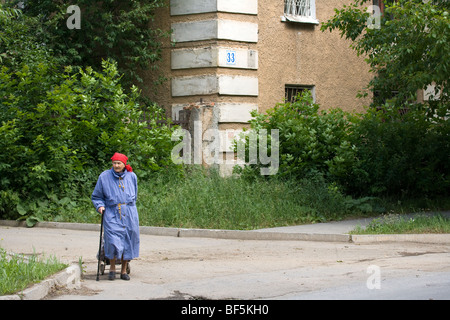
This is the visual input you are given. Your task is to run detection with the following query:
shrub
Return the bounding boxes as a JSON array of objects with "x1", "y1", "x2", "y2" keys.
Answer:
[
  {"x1": 235, "y1": 90, "x2": 357, "y2": 183},
  {"x1": 0, "y1": 60, "x2": 180, "y2": 224},
  {"x1": 348, "y1": 105, "x2": 450, "y2": 197},
  {"x1": 4, "y1": 0, "x2": 169, "y2": 86},
  {"x1": 235, "y1": 91, "x2": 450, "y2": 199}
]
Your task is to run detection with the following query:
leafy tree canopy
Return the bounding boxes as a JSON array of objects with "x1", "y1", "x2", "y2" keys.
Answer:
[
  {"x1": 321, "y1": 0, "x2": 449, "y2": 115},
  {"x1": 4, "y1": 0, "x2": 169, "y2": 86},
  {"x1": 0, "y1": 3, "x2": 179, "y2": 224}
]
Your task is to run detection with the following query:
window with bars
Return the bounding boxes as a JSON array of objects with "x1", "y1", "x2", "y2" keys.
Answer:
[
  {"x1": 285, "y1": 0, "x2": 311, "y2": 17},
  {"x1": 285, "y1": 85, "x2": 315, "y2": 103},
  {"x1": 283, "y1": 0, "x2": 318, "y2": 24}
]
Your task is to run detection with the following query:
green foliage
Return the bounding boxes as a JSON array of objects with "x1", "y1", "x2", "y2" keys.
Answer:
[
  {"x1": 348, "y1": 105, "x2": 450, "y2": 197},
  {"x1": 321, "y1": 0, "x2": 450, "y2": 111},
  {"x1": 0, "y1": 2, "x2": 178, "y2": 225},
  {"x1": 351, "y1": 214, "x2": 450, "y2": 234},
  {"x1": 235, "y1": 91, "x2": 357, "y2": 182},
  {"x1": 5, "y1": 0, "x2": 169, "y2": 85},
  {"x1": 0, "y1": 5, "x2": 21, "y2": 50},
  {"x1": 0, "y1": 59, "x2": 180, "y2": 224},
  {"x1": 0, "y1": 247, "x2": 68, "y2": 296},
  {"x1": 316, "y1": 0, "x2": 450, "y2": 197},
  {"x1": 0, "y1": 4, "x2": 55, "y2": 69},
  {"x1": 136, "y1": 168, "x2": 374, "y2": 230},
  {"x1": 236, "y1": 91, "x2": 450, "y2": 199}
]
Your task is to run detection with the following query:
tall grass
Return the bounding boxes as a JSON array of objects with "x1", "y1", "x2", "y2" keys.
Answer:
[
  {"x1": 52, "y1": 167, "x2": 450, "y2": 230},
  {"x1": 351, "y1": 214, "x2": 450, "y2": 234},
  {"x1": 136, "y1": 168, "x2": 376, "y2": 230},
  {"x1": 0, "y1": 248, "x2": 68, "y2": 296}
]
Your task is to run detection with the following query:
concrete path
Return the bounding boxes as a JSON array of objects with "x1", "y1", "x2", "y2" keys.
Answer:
[{"x1": 0, "y1": 212, "x2": 449, "y2": 301}]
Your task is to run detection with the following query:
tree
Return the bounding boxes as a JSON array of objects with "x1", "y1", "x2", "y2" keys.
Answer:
[
  {"x1": 0, "y1": 59, "x2": 179, "y2": 223},
  {"x1": 5, "y1": 0, "x2": 169, "y2": 86},
  {"x1": 0, "y1": 3, "x2": 55, "y2": 69},
  {"x1": 321, "y1": 0, "x2": 449, "y2": 115},
  {"x1": 1, "y1": 4, "x2": 180, "y2": 223}
]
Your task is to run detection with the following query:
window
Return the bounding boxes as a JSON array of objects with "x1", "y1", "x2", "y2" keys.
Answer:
[
  {"x1": 373, "y1": 89, "x2": 399, "y2": 106},
  {"x1": 282, "y1": 0, "x2": 319, "y2": 25},
  {"x1": 285, "y1": 85, "x2": 315, "y2": 103}
]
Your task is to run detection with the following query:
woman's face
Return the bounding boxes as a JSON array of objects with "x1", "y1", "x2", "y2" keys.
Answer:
[{"x1": 112, "y1": 160, "x2": 126, "y2": 173}]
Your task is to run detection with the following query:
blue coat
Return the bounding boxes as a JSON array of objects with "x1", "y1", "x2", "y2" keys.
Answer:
[{"x1": 91, "y1": 168, "x2": 140, "y2": 261}]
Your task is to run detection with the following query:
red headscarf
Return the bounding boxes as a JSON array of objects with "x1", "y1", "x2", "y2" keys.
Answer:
[{"x1": 111, "y1": 152, "x2": 133, "y2": 172}]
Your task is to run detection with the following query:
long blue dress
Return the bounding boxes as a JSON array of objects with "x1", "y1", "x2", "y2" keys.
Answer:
[{"x1": 91, "y1": 168, "x2": 140, "y2": 261}]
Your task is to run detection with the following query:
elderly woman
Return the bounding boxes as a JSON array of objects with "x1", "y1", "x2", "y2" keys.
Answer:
[{"x1": 91, "y1": 153, "x2": 140, "y2": 281}]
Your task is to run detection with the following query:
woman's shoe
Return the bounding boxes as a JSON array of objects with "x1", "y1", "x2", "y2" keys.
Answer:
[
  {"x1": 120, "y1": 273, "x2": 130, "y2": 281},
  {"x1": 108, "y1": 271, "x2": 116, "y2": 280}
]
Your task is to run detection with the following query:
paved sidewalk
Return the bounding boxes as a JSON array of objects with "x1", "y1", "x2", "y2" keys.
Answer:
[
  {"x1": 2, "y1": 211, "x2": 449, "y2": 243},
  {"x1": 257, "y1": 211, "x2": 450, "y2": 244}
]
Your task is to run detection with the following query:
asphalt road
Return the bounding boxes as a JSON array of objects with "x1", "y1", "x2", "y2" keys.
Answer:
[{"x1": 1, "y1": 224, "x2": 449, "y2": 301}]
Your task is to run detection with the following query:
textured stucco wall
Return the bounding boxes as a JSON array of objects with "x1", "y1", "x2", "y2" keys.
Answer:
[
  {"x1": 257, "y1": 0, "x2": 372, "y2": 113},
  {"x1": 142, "y1": 0, "x2": 373, "y2": 119}
]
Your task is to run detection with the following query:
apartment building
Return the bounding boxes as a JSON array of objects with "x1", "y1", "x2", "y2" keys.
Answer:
[{"x1": 142, "y1": 0, "x2": 374, "y2": 172}]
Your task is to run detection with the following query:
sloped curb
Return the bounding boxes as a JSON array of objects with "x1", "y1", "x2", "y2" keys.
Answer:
[{"x1": 0, "y1": 264, "x2": 81, "y2": 300}]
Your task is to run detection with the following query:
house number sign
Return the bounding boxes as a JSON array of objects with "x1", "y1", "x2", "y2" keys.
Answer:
[{"x1": 226, "y1": 50, "x2": 236, "y2": 65}]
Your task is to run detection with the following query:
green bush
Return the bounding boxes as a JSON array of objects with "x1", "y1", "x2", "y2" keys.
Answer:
[
  {"x1": 348, "y1": 105, "x2": 450, "y2": 197},
  {"x1": 0, "y1": 60, "x2": 180, "y2": 224},
  {"x1": 235, "y1": 91, "x2": 357, "y2": 182},
  {"x1": 4, "y1": 0, "x2": 169, "y2": 86},
  {"x1": 236, "y1": 91, "x2": 450, "y2": 199}
]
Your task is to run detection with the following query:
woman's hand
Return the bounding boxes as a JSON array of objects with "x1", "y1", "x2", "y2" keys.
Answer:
[{"x1": 98, "y1": 206, "x2": 105, "y2": 214}]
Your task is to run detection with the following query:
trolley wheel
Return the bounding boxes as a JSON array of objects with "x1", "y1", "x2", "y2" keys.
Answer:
[
  {"x1": 126, "y1": 262, "x2": 130, "y2": 274},
  {"x1": 100, "y1": 262, "x2": 105, "y2": 275}
]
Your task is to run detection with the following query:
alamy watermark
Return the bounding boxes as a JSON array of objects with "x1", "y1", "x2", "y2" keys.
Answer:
[
  {"x1": 66, "y1": 5, "x2": 81, "y2": 30},
  {"x1": 367, "y1": 5, "x2": 381, "y2": 30},
  {"x1": 171, "y1": 121, "x2": 279, "y2": 176},
  {"x1": 64, "y1": 4, "x2": 381, "y2": 30},
  {"x1": 366, "y1": 265, "x2": 381, "y2": 290}
]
